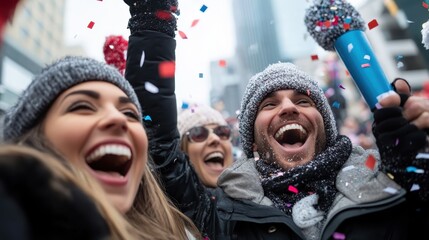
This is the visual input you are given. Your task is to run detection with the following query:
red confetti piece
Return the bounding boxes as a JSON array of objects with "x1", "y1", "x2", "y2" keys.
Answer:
[
  {"x1": 288, "y1": 185, "x2": 298, "y2": 194},
  {"x1": 191, "y1": 19, "x2": 200, "y2": 27},
  {"x1": 155, "y1": 10, "x2": 172, "y2": 20},
  {"x1": 361, "y1": 63, "x2": 370, "y2": 68},
  {"x1": 343, "y1": 23, "x2": 350, "y2": 30},
  {"x1": 311, "y1": 54, "x2": 319, "y2": 61},
  {"x1": 218, "y1": 59, "x2": 227, "y2": 67},
  {"x1": 87, "y1": 21, "x2": 95, "y2": 29},
  {"x1": 345, "y1": 70, "x2": 350, "y2": 76},
  {"x1": 368, "y1": 19, "x2": 379, "y2": 30},
  {"x1": 332, "y1": 16, "x2": 339, "y2": 26},
  {"x1": 365, "y1": 154, "x2": 376, "y2": 170},
  {"x1": 339, "y1": 84, "x2": 345, "y2": 90},
  {"x1": 423, "y1": 2, "x2": 429, "y2": 9},
  {"x1": 158, "y1": 61, "x2": 176, "y2": 78},
  {"x1": 324, "y1": 21, "x2": 331, "y2": 28},
  {"x1": 317, "y1": 21, "x2": 323, "y2": 27},
  {"x1": 178, "y1": 30, "x2": 188, "y2": 39}
]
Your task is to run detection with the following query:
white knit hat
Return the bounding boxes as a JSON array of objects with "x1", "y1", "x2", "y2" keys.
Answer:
[{"x1": 178, "y1": 104, "x2": 227, "y2": 139}]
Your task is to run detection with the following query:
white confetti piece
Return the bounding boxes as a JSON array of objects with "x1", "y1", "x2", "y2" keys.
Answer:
[
  {"x1": 363, "y1": 55, "x2": 371, "y2": 60},
  {"x1": 144, "y1": 82, "x2": 159, "y2": 94},
  {"x1": 416, "y1": 153, "x2": 429, "y2": 159},
  {"x1": 422, "y1": 19, "x2": 429, "y2": 50},
  {"x1": 383, "y1": 187, "x2": 398, "y2": 194},
  {"x1": 342, "y1": 165, "x2": 355, "y2": 172},
  {"x1": 348, "y1": 43, "x2": 353, "y2": 52},
  {"x1": 414, "y1": 169, "x2": 425, "y2": 174},
  {"x1": 410, "y1": 184, "x2": 420, "y2": 191},
  {"x1": 396, "y1": 61, "x2": 404, "y2": 69},
  {"x1": 140, "y1": 50, "x2": 145, "y2": 67}
]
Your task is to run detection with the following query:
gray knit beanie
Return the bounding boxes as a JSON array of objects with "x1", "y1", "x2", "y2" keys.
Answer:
[
  {"x1": 178, "y1": 103, "x2": 227, "y2": 139},
  {"x1": 3, "y1": 56, "x2": 142, "y2": 141},
  {"x1": 238, "y1": 62, "x2": 338, "y2": 158}
]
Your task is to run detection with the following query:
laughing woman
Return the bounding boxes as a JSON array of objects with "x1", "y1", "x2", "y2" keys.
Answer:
[{"x1": 1, "y1": 56, "x2": 200, "y2": 240}]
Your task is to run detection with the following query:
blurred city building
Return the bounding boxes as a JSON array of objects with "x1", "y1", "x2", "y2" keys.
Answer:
[
  {"x1": 209, "y1": 0, "x2": 318, "y2": 117},
  {"x1": 0, "y1": 0, "x2": 85, "y2": 112},
  {"x1": 209, "y1": 0, "x2": 429, "y2": 120}
]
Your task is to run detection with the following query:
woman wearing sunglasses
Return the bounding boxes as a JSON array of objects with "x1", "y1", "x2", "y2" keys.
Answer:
[{"x1": 177, "y1": 104, "x2": 234, "y2": 188}]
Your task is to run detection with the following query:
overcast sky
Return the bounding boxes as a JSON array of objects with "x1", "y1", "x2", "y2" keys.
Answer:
[{"x1": 64, "y1": 0, "x2": 236, "y2": 106}]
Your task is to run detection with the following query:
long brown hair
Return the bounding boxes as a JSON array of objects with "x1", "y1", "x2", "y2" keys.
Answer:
[{"x1": 14, "y1": 124, "x2": 201, "y2": 239}]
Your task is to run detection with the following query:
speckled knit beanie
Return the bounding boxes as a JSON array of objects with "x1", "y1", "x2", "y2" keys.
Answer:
[
  {"x1": 3, "y1": 55, "x2": 142, "y2": 141},
  {"x1": 178, "y1": 104, "x2": 227, "y2": 138},
  {"x1": 238, "y1": 62, "x2": 338, "y2": 158}
]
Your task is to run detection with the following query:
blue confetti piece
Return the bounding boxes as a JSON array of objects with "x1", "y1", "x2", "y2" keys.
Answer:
[
  {"x1": 200, "y1": 4, "x2": 208, "y2": 12},
  {"x1": 406, "y1": 166, "x2": 417, "y2": 173},
  {"x1": 332, "y1": 101, "x2": 340, "y2": 109},
  {"x1": 144, "y1": 115, "x2": 152, "y2": 121},
  {"x1": 344, "y1": 17, "x2": 352, "y2": 24},
  {"x1": 181, "y1": 102, "x2": 189, "y2": 109},
  {"x1": 199, "y1": 73, "x2": 204, "y2": 78}
]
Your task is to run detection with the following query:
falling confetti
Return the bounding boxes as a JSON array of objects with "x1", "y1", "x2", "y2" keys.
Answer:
[
  {"x1": 181, "y1": 102, "x2": 189, "y2": 109},
  {"x1": 199, "y1": 73, "x2": 204, "y2": 78},
  {"x1": 332, "y1": 101, "x2": 340, "y2": 109},
  {"x1": 145, "y1": 82, "x2": 159, "y2": 94},
  {"x1": 342, "y1": 165, "x2": 355, "y2": 172},
  {"x1": 383, "y1": 187, "x2": 398, "y2": 194},
  {"x1": 348, "y1": 43, "x2": 353, "y2": 52},
  {"x1": 144, "y1": 115, "x2": 152, "y2": 121},
  {"x1": 423, "y1": 1, "x2": 429, "y2": 9},
  {"x1": 411, "y1": 184, "x2": 420, "y2": 191},
  {"x1": 191, "y1": 19, "x2": 200, "y2": 27},
  {"x1": 155, "y1": 10, "x2": 173, "y2": 20},
  {"x1": 288, "y1": 185, "x2": 298, "y2": 194},
  {"x1": 140, "y1": 51, "x2": 145, "y2": 67},
  {"x1": 365, "y1": 154, "x2": 376, "y2": 170},
  {"x1": 311, "y1": 54, "x2": 319, "y2": 61},
  {"x1": 416, "y1": 153, "x2": 429, "y2": 159},
  {"x1": 343, "y1": 23, "x2": 350, "y2": 30},
  {"x1": 332, "y1": 232, "x2": 346, "y2": 240},
  {"x1": 361, "y1": 63, "x2": 370, "y2": 68},
  {"x1": 178, "y1": 30, "x2": 188, "y2": 39},
  {"x1": 87, "y1": 21, "x2": 95, "y2": 29},
  {"x1": 368, "y1": 19, "x2": 379, "y2": 30},
  {"x1": 363, "y1": 55, "x2": 371, "y2": 60},
  {"x1": 200, "y1": 4, "x2": 208, "y2": 12},
  {"x1": 218, "y1": 59, "x2": 227, "y2": 67},
  {"x1": 397, "y1": 61, "x2": 404, "y2": 69},
  {"x1": 158, "y1": 61, "x2": 175, "y2": 78},
  {"x1": 339, "y1": 84, "x2": 345, "y2": 90}
]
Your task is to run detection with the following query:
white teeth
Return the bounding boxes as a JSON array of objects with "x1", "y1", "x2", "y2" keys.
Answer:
[
  {"x1": 275, "y1": 124, "x2": 307, "y2": 139},
  {"x1": 205, "y1": 152, "x2": 224, "y2": 161},
  {"x1": 86, "y1": 144, "x2": 131, "y2": 163}
]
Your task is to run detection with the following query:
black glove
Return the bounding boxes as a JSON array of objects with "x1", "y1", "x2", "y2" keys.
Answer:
[
  {"x1": 372, "y1": 94, "x2": 429, "y2": 200},
  {"x1": 373, "y1": 105, "x2": 427, "y2": 154},
  {"x1": 124, "y1": 0, "x2": 179, "y2": 36}
]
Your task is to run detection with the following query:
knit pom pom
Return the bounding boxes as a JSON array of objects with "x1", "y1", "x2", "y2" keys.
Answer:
[
  {"x1": 422, "y1": 19, "x2": 429, "y2": 50},
  {"x1": 103, "y1": 35, "x2": 128, "y2": 75},
  {"x1": 304, "y1": 0, "x2": 365, "y2": 51}
]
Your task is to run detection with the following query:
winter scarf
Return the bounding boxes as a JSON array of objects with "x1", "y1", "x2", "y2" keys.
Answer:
[{"x1": 255, "y1": 135, "x2": 352, "y2": 215}]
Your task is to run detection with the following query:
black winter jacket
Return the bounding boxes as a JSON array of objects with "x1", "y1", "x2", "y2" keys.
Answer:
[
  {"x1": 124, "y1": 30, "x2": 429, "y2": 240},
  {"x1": 0, "y1": 150, "x2": 111, "y2": 240}
]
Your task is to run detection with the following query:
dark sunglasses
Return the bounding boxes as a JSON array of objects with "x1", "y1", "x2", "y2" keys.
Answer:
[{"x1": 186, "y1": 125, "x2": 231, "y2": 143}]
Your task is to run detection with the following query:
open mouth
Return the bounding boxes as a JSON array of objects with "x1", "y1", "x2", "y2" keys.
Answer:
[
  {"x1": 204, "y1": 151, "x2": 225, "y2": 168},
  {"x1": 85, "y1": 144, "x2": 132, "y2": 177},
  {"x1": 274, "y1": 123, "x2": 308, "y2": 147}
]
